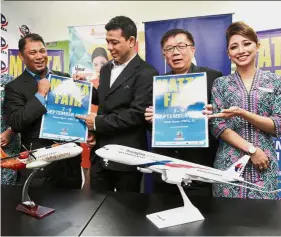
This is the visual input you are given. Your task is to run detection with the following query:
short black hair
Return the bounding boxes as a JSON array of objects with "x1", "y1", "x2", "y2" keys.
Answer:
[
  {"x1": 91, "y1": 47, "x2": 108, "y2": 62},
  {"x1": 105, "y1": 16, "x2": 137, "y2": 40},
  {"x1": 160, "y1": 29, "x2": 195, "y2": 48},
  {"x1": 18, "y1": 33, "x2": 45, "y2": 54}
]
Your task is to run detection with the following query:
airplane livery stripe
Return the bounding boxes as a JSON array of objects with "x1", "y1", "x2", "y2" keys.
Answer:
[
  {"x1": 137, "y1": 160, "x2": 172, "y2": 168},
  {"x1": 165, "y1": 163, "x2": 195, "y2": 168}
]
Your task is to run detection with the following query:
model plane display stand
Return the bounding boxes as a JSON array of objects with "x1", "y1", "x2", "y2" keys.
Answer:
[
  {"x1": 146, "y1": 184, "x2": 204, "y2": 228},
  {"x1": 16, "y1": 168, "x2": 55, "y2": 219}
]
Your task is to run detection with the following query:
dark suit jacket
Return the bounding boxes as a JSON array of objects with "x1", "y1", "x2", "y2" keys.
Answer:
[
  {"x1": 152, "y1": 63, "x2": 223, "y2": 168},
  {"x1": 4, "y1": 70, "x2": 82, "y2": 188},
  {"x1": 92, "y1": 54, "x2": 158, "y2": 171}
]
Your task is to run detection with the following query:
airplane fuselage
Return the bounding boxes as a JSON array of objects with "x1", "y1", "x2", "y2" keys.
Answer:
[
  {"x1": 95, "y1": 145, "x2": 247, "y2": 185},
  {"x1": 1, "y1": 143, "x2": 83, "y2": 170}
]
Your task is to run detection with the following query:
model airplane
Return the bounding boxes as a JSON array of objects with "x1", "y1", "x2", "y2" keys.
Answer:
[
  {"x1": 0, "y1": 142, "x2": 83, "y2": 170},
  {"x1": 96, "y1": 144, "x2": 281, "y2": 194},
  {"x1": 95, "y1": 145, "x2": 281, "y2": 228}
]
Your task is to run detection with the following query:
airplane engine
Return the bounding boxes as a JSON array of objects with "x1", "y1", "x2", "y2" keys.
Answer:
[{"x1": 161, "y1": 170, "x2": 184, "y2": 184}]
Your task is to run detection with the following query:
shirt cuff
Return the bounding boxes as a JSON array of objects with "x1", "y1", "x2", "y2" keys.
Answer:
[
  {"x1": 94, "y1": 117, "x2": 96, "y2": 131},
  {"x1": 35, "y1": 93, "x2": 46, "y2": 105}
]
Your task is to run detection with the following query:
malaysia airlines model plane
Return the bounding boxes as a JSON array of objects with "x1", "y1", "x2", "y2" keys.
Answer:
[
  {"x1": 96, "y1": 144, "x2": 281, "y2": 194},
  {"x1": 0, "y1": 142, "x2": 83, "y2": 170}
]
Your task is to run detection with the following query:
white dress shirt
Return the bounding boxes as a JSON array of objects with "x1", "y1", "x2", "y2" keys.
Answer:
[
  {"x1": 93, "y1": 53, "x2": 137, "y2": 130},
  {"x1": 110, "y1": 53, "x2": 137, "y2": 87}
]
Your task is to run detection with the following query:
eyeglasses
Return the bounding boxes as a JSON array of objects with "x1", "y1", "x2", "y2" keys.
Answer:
[{"x1": 163, "y1": 43, "x2": 194, "y2": 54}]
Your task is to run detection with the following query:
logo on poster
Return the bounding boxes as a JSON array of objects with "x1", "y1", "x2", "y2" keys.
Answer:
[
  {"x1": 1, "y1": 60, "x2": 8, "y2": 73},
  {"x1": 1, "y1": 14, "x2": 8, "y2": 31},
  {"x1": 90, "y1": 27, "x2": 105, "y2": 37},
  {"x1": 60, "y1": 128, "x2": 68, "y2": 135},
  {"x1": 175, "y1": 131, "x2": 184, "y2": 140},
  {"x1": 1, "y1": 37, "x2": 8, "y2": 54},
  {"x1": 19, "y1": 25, "x2": 31, "y2": 38}
]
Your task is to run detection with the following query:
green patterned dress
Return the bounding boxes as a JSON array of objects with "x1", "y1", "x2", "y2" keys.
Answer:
[
  {"x1": 210, "y1": 69, "x2": 281, "y2": 199},
  {"x1": 1, "y1": 74, "x2": 21, "y2": 185}
]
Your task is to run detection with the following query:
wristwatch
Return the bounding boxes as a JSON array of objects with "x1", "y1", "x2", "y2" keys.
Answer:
[{"x1": 248, "y1": 144, "x2": 257, "y2": 155}]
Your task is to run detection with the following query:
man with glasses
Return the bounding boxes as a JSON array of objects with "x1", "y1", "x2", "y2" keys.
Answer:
[{"x1": 145, "y1": 28, "x2": 222, "y2": 197}]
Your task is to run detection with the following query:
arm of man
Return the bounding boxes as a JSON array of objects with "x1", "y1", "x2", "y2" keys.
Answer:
[
  {"x1": 4, "y1": 83, "x2": 47, "y2": 133},
  {"x1": 95, "y1": 68, "x2": 158, "y2": 133},
  {"x1": 91, "y1": 87, "x2": 98, "y2": 105}
]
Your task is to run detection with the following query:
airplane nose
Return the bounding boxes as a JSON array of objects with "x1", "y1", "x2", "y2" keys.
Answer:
[
  {"x1": 75, "y1": 146, "x2": 83, "y2": 156},
  {"x1": 95, "y1": 148, "x2": 103, "y2": 158}
]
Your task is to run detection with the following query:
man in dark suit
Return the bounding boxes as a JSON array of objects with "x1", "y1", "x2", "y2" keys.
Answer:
[
  {"x1": 76, "y1": 16, "x2": 158, "y2": 192},
  {"x1": 145, "y1": 29, "x2": 223, "y2": 197},
  {"x1": 4, "y1": 33, "x2": 82, "y2": 189}
]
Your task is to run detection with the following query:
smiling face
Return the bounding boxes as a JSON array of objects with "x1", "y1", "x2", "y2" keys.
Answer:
[
  {"x1": 227, "y1": 34, "x2": 259, "y2": 68},
  {"x1": 19, "y1": 39, "x2": 48, "y2": 76},
  {"x1": 162, "y1": 33, "x2": 195, "y2": 74},
  {"x1": 106, "y1": 29, "x2": 135, "y2": 64}
]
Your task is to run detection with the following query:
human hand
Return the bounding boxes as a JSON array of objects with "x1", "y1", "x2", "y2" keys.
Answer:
[
  {"x1": 208, "y1": 106, "x2": 243, "y2": 119},
  {"x1": 144, "y1": 106, "x2": 154, "y2": 123},
  {"x1": 75, "y1": 113, "x2": 97, "y2": 130},
  {"x1": 202, "y1": 104, "x2": 213, "y2": 116},
  {"x1": 37, "y1": 78, "x2": 50, "y2": 97},
  {"x1": 250, "y1": 147, "x2": 269, "y2": 171},
  {"x1": 72, "y1": 74, "x2": 86, "y2": 81},
  {"x1": 0, "y1": 129, "x2": 13, "y2": 147},
  {"x1": 87, "y1": 132, "x2": 96, "y2": 148}
]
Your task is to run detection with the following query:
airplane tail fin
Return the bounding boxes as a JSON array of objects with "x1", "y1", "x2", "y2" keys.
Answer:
[
  {"x1": 0, "y1": 148, "x2": 8, "y2": 159},
  {"x1": 223, "y1": 155, "x2": 251, "y2": 181}
]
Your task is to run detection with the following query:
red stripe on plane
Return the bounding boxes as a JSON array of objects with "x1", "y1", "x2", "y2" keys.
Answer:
[
  {"x1": 165, "y1": 163, "x2": 208, "y2": 170},
  {"x1": 165, "y1": 164, "x2": 195, "y2": 168}
]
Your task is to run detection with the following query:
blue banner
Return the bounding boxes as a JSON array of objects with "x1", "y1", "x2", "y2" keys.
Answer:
[
  {"x1": 153, "y1": 72, "x2": 208, "y2": 147},
  {"x1": 39, "y1": 74, "x2": 92, "y2": 142},
  {"x1": 256, "y1": 28, "x2": 281, "y2": 195},
  {"x1": 145, "y1": 14, "x2": 232, "y2": 76}
]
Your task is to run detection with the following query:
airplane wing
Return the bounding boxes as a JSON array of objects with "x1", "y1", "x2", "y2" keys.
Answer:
[
  {"x1": 0, "y1": 158, "x2": 27, "y2": 170},
  {"x1": 183, "y1": 168, "x2": 281, "y2": 194},
  {"x1": 26, "y1": 160, "x2": 51, "y2": 169}
]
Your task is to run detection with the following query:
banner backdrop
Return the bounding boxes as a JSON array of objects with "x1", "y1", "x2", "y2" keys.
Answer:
[
  {"x1": 256, "y1": 28, "x2": 281, "y2": 195},
  {"x1": 144, "y1": 14, "x2": 232, "y2": 76},
  {"x1": 8, "y1": 49, "x2": 64, "y2": 78},
  {"x1": 1, "y1": 13, "x2": 9, "y2": 75},
  {"x1": 69, "y1": 24, "x2": 145, "y2": 87}
]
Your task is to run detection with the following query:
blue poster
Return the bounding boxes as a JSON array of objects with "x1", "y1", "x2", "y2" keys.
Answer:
[
  {"x1": 256, "y1": 28, "x2": 281, "y2": 196},
  {"x1": 145, "y1": 14, "x2": 232, "y2": 76},
  {"x1": 152, "y1": 72, "x2": 208, "y2": 147},
  {"x1": 39, "y1": 74, "x2": 92, "y2": 142}
]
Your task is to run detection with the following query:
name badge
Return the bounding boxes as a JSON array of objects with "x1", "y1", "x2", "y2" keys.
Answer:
[{"x1": 257, "y1": 87, "x2": 273, "y2": 93}]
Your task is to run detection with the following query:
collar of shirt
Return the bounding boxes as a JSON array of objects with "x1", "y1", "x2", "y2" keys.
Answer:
[
  {"x1": 166, "y1": 63, "x2": 195, "y2": 75},
  {"x1": 25, "y1": 67, "x2": 52, "y2": 81},
  {"x1": 111, "y1": 53, "x2": 137, "y2": 69}
]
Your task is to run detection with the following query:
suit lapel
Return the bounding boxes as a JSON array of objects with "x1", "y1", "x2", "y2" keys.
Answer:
[
  {"x1": 188, "y1": 63, "x2": 197, "y2": 73},
  {"x1": 99, "y1": 62, "x2": 113, "y2": 99},
  {"x1": 105, "y1": 55, "x2": 140, "y2": 99}
]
